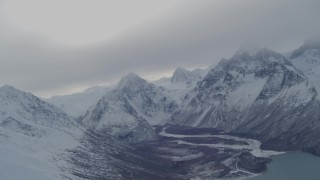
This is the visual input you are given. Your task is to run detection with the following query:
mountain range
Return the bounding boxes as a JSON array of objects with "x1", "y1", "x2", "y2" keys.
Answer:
[{"x1": 1, "y1": 39, "x2": 320, "y2": 179}]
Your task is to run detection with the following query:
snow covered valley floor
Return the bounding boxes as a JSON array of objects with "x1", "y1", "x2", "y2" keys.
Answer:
[{"x1": 66, "y1": 126, "x2": 284, "y2": 180}]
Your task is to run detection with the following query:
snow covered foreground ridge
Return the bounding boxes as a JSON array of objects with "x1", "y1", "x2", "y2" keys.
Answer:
[{"x1": 0, "y1": 85, "x2": 83, "y2": 180}]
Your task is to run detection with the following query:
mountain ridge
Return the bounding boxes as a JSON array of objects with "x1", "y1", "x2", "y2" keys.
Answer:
[
  {"x1": 170, "y1": 47, "x2": 320, "y2": 154},
  {"x1": 0, "y1": 85, "x2": 83, "y2": 180},
  {"x1": 81, "y1": 73, "x2": 177, "y2": 142}
]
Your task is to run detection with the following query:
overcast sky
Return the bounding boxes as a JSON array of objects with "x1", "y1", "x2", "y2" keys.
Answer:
[{"x1": 1, "y1": 0, "x2": 320, "y2": 97}]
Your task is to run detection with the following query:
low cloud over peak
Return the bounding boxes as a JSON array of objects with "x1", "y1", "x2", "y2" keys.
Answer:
[{"x1": 0, "y1": 0, "x2": 319, "y2": 97}]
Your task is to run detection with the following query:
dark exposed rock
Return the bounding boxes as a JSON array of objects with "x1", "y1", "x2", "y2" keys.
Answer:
[{"x1": 237, "y1": 152, "x2": 271, "y2": 173}]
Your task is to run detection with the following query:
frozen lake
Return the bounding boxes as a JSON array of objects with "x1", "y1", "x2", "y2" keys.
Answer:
[{"x1": 250, "y1": 152, "x2": 320, "y2": 180}]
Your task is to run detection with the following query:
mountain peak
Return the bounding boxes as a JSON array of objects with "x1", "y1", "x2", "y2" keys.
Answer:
[
  {"x1": 175, "y1": 66, "x2": 189, "y2": 72},
  {"x1": 230, "y1": 47, "x2": 286, "y2": 65},
  {"x1": 234, "y1": 46, "x2": 263, "y2": 57},
  {"x1": 304, "y1": 37, "x2": 320, "y2": 46},
  {"x1": 171, "y1": 67, "x2": 201, "y2": 85},
  {"x1": 291, "y1": 38, "x2": 320, "y2": 59},
  {"x1": 118, "y1": 73, "x2": 147, "y2": 89},
  {"x1": 0, "y1": 84, "x2": 79, "y2": 132},
  {"x1": 0, "y1": 85, "x2": 26, "y2": 98},
  {"x1": 0, "y1": 85, "x2": 18, "y2": 91},
  {"x1": 233, "y1": 47, "x2": 277, "y2": 58}
]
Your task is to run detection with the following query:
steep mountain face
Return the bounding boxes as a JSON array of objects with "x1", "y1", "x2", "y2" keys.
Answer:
[
  {"x1": 82, "y1": 73, "x2": 177, "y2": 142},
  {"x1": 171, "y1": 48, "x2": 320, "y2": 153},
  {"x1": 171, "y1": 67, "x2": 202, "y2": 86},
  {"x1": 154, "y1": 67, "x2": 205, "y2": 105},
  {"x1": 290, "y1": 39, "x2": 320, "y2": 94},
  {"x1": 0, "y1": 85, "x2": 83, "y2": 180},
  {"x1": 46, "y1": 85, "x2": 111, "y2": 118}
]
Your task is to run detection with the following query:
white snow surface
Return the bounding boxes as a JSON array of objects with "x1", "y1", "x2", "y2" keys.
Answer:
[
  {"x1": 153, "y1": 66, "x2": 210, "y2": 105},
  {"x1": 0, "y1": 127, "x2": 81, "y2": 180},
  {"x1": 290, "y1": 49, "x2": 320, "y2": 99},
  {"x1": 170, "y1": 67, "x2": 202, "y2": 86},
  {"x1": 83, "y1": 74, "x2": 177, "y2": 127},
  {"x1": 81, "y1": 74, "x2": 175, "y2": 142},
  {"x1": 225, "y1": 74, "x2": 267, "y2": 111},
  {"x1": 160, "y1": 152, "x2": 204, "y2": 162},
  {"x1": 0, "y1": 85, "x2": 83, "y2": 180},
  {"x1": 159, "y1": 128, "x2": 284, "y2": 158}
]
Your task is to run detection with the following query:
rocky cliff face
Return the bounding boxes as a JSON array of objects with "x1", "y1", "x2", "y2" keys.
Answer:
[{"x1": 170, "y1": 48, "x2": 320, "y2": 153}]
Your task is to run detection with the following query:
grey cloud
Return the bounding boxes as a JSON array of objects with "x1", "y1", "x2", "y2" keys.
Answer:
[{"x1": 0, "y1": 0, "x2": 320, "y2": 97}]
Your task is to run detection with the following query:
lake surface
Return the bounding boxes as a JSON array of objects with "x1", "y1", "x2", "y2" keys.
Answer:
[
  {"x1": 160, "y1": 126, "x2": 320, "y2": 179},
  {"x1": 250, "y1": 152, "x2": 320, "y2": 180}
]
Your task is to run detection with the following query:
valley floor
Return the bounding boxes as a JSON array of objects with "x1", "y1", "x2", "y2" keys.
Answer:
[{"x1": 66, "y1": 126, "x2": 284, "y2": 180}]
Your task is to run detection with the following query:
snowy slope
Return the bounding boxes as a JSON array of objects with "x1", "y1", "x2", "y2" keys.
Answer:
[
  {"x1": 0, "y1": 85, "x2": 83, "y2": 180},
  {"x1": 153, "y1": 67, "x2": 206, "y2": 105},
  {"x1": 82, "y1": 73, "x2": 177, "y2": 142},
  {"x1": 170, "y1": 48, "x2": 320, "y2": 153},
  {"x1": 290, "y1": 39, "x2": 320, "y2": 97},
  {"x1": 170, "y1": 67, "x2": 202, "y2": 86},
  {"x1": 46, "y1": 85, "x2": 111, "y2": 117}
]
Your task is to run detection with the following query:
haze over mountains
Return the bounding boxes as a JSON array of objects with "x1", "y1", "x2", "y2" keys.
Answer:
[
  {"x1": 46, "y1": 86, "x2": 112, "y2": 117},
  {"x1": 1, "y1": 40, "x2": 320, "y2": 179}
]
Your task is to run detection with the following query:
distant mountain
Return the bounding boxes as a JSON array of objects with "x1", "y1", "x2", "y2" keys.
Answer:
[
  {"x1": 153, "y1": 67, "x2": 204, "y2": 89},
  {"x1": 0, "y1": 85, "x2": 82, "y2": 180},
  {"x1": 153, "y1": 67, "x2": 207, "y2": 105},
  {"x1": 290, "y1": 39, "x2": 320, "y2": 59},
  {"x1": 170, "y1": 48, "x2": 320, "y2": 154},
  {"x1": 171, "y1": 67, "x2": 202, "y2": 86},
  {"x1": 82, "y1": 73, "x2": 177, "y2": 142},
  {"x1": 46, "y1": 85, "x2": 111, "y2": 117}
]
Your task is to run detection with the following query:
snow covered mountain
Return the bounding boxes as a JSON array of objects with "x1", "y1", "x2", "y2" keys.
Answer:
[
  {"x1": 170, "y1": 48, "x2": 320, "y2": 154},
  {"x1": 5, "y1": 41, "x2": 320, "y2": 179},
  {"x1": 46, "y1": 85, "x2": 111, "y2": 118},
  {"x1": 82, "y1": 73, "x2": 177, "y2": 142},
  {"x1": 0, "y1": 85, "x2": 83, "y2": 180},
  {"x1": 170, "y1": 67, "x2": 202, "y2": 86},
  {"x1": 290, "y1": 39, "x2": 320, "y2": 94},
  {"x1": 153, "y1": 67, "x2": 207, "y2": 105},
  {"x1": 154, "y1": 67, "x2": 207, "y2": 89}
]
